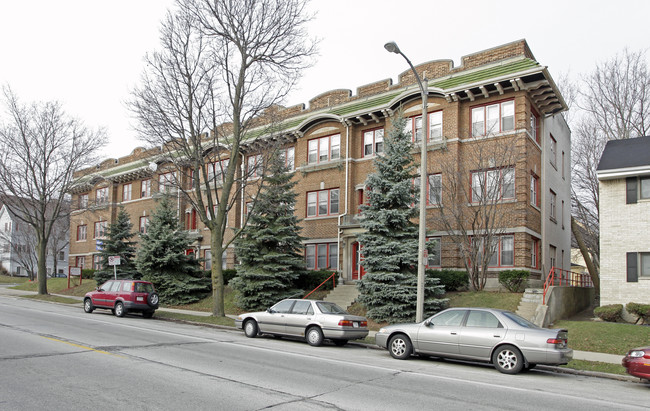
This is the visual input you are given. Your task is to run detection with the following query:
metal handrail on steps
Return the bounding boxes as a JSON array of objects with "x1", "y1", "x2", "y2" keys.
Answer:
[
  {"x1": 303, "y1": 272, "x2": 337, "y2": 299},
  {"x1": 543, "y1": 266, "x2": 594, "y2": 304}
]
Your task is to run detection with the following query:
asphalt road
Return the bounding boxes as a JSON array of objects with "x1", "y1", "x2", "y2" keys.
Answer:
[{"x1": 0, "y1": 295, "x2": 648, "y2": 411}]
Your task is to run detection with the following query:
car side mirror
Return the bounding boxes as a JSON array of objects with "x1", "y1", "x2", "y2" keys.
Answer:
[
  {"x1": 266, "y1": 308, "x2": 274, "y2": 314},
  {"x1": 96, "y1": 287, "x2": 101, "y2": 291},
  {"x1": 424, "y1": 320, "x2": 432, "y2": 327}
]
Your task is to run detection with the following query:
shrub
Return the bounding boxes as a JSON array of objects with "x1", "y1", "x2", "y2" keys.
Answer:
[
  {"x1": 295, "y1": 270, "x2": 337, "y2": 294},
  {"x1": 81, "y1": 269, "x2": 95, "y2": 281},
  {"x1": 626, "y1": 302, "x2": 650, "y2": 324},
  {"x1": 498, "y1": 270, "x2": 530, "y2": 292},
  {"x1": 427, "y1": 269, "x2": 469, "y2": 292},
  {"x1": 594, "y1": 304, "x2": 624, "y2": 322}
]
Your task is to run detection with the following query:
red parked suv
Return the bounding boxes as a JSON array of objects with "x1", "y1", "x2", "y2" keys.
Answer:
[{"x1": 84, "y1": 279, "x2": 159, "y2": 318}]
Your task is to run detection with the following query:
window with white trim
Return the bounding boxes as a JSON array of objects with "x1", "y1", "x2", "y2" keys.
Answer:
[
  {"x1": 279, "y1": 147, "x2": 295, "y2": 170},
  {"x1": 79, "y1": 193, "x2": 88, "y2": 209},
  {"x1": 474, "y1": 235, "x2": 515, "y2": 267},
  {"x1": 426, "y1": 236, "x2": 441, "y2": 267},
  {"x1": 530, "y1": 174, "x2": 540, "y2": 207},
  {"x1": 550, "y1": 134, "x2": 557, "y2": 168},
  {"x1": 415, "y1": 174, "x2": 442, "y2": 205},
  {"x1": 305, "y1": 243, "x2": 338, "y2": 270},
  {"x1": 208, "y1": 159, "x2": 229, "y2": 184},
  {"x1": 472, "y1": 100, "x2": 514, "y2": 136},
  {"x1": 93, "y1": 255, "x2": 102, "y2": 270},
  {"x1": 76, "y1": 256, "x2": 85, "y2": 269},
  {"x1": 403, "y1": 111, "x2": 443, "y2": 143},
  {"x1": 94, "y1": 221, "x2": 107, "y2": 239},
  {"x1": 96, "y1": 187, "x2": 109, "y2": 206},
  {"x1": 122, "y1": 183, "x2": 132, "y2": 202},
  {"x1": 530, "y1": 110, "x2": 540, "y2": 143},
  {"x1": 550, "y1": 190, "x2": 557, "y2": 221},
  {"x1": 139, "y1": 216, "x2": 149, "y2": 234},
  {"x1": 246, "y1": 155, "x2": 262, "y2": 179},
  {"x1": 204, "y1": 249, "x2": 212, "y2": 270},
  {"x1": 141, "y1": 179, "x2": 151, "y2": 198},
  {"x1": 531, "y1": 237, "x2": 539, "y2": 269},
  {"x1": 306, "y1": 188, "x2": 339, "y2": 217},
  {"x1": 77, "y1": 225, "x2": 87, "y2": 241},
  {"x1": 549, "y1": 245, "x2": 557, "y2": 269},
  {"x1": 641, "y1": 177, "x2": 650, "y2": 199},
  {"x1": 471, "y1": 167, "x2": 515, "y2": 203},
  {"x1": 308, "y1": 134, "x2": 340, "y2": 164},
  {"x1": 363, "y1": 128, "x2": 384, "y2": 157},
  {"x1": 159, "y1": 172, "x2": 175, "y2": 193}
]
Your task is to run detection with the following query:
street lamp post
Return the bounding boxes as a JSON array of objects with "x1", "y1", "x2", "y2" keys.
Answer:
[{"x1": 384, "y1": 41, "x2": 428, "y2": 323}]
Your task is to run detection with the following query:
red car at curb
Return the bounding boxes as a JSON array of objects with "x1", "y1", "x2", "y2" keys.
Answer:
[
  {"x1": 622, "y1": 347, "x2": 650, "y2": 380},
  {"x1": 84, "y1": 279, "x2": 159, "y2": 318}
]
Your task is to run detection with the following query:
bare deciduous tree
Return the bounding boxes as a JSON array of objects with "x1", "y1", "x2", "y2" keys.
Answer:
[
  {"x1": 128, "y1": 0, "x2": 317, "y2": 316},
  {"x1": 0, "y1": 86, "x2": 106, "y2": 294},
  {"x1": 564, "y1": 49, "x2": 650, "y2": 295},
  {"x1": 432, "y1": 135, "x2": 525, "y2": 290}
]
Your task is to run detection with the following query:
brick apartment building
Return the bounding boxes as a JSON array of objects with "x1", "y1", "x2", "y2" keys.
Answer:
[{"x1": 68, "y1": 39, "x2": 570, "y2": 289}]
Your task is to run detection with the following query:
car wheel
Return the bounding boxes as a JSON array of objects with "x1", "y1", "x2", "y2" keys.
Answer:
[
  {"x1": 143, "y1": 311, "x2": 155, "y2": 319},
  {"x1": 243, "y1": 319, "x2": 259, "y2": 338},
  {"x1": 493, "y1": 345, "x2": 525, "y2": 374},
  {"x1": 83, "y1": 298, "x2": 94, "y2": 313},
  {"x1": 148, "y1": 292, "x2": 159, "y2": 308},
  {"x1": 333, "y1": 339, "x2": 348, "y2": 346},
  {"x1": 114, "y1": 302, "x2": 126, "y2": 317},
  {"x1": 388, "y1": 334, "x2": 412, "y2": 360},
  {"x1": 306, "y1": 327, "x2": 324, "y2": 347}
]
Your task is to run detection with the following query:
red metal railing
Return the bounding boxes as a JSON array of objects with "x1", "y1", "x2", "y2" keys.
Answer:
[
  {"x1": 543, "y1": 266, "x2": 594, "y2": 304},
  {"x1": 303, "y1": 272, "x2": 337, "y2": 299}
]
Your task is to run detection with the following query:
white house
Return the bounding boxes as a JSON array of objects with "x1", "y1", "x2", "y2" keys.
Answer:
[
  {"x1": 0, "y1": 204, "x2": 69, "y2": 277},
  {"x1": 597, "y1": 136, "x2": 650, "y2": 309}
]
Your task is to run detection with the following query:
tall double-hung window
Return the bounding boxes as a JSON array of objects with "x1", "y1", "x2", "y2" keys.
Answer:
[
  {"x1": 404, "y1": 111, "x2": 443, "y2": 143},
  {"x1": 363, "y1": 128, "x2": 384, "y2": 157},
  {"x1": 471, "y1": 167, "x2": 515, "y2": 203}
]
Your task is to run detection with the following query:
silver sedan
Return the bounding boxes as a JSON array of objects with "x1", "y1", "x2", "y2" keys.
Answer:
[
  {"x1": 375, "y1": 307, "x2": 573, "y2": 374},
  {"x1": 235, "y1": 299, "x2": 369, "y2": 347}
]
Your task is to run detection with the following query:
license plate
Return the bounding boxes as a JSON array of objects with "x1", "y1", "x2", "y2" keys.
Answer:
[
  {"x1": 353, "y1": 322, "x2": 359, "y2": 328},
  {"x1": 136, "y1": 296, "x2": 144, "y2": 302}
]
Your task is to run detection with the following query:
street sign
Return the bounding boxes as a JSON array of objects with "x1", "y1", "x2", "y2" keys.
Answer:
[
  {"x1": 108, "y1": 256, "x2": 121, "y2": 266},
  {"x1": 96, "y1": 240, "x2": 103, "y2": 251}
]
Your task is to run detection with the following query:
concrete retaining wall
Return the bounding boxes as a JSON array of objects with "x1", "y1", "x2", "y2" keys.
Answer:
[{"x1": 535, "y1": 286, "x2": 595, "y2": 327}]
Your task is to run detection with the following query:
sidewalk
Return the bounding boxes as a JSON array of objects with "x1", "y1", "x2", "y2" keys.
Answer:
[{"x1": 0, "y1": 284, "x2": 627, "y2": 366}]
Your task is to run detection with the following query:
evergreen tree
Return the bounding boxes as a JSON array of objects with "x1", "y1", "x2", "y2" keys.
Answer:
[
  {"x1": 94, "y1": 207, "x2": 138, "y2": 284},
  {"x1": 231, "y1": 152, "x2": 305, "y2": 310},
  {"x1": 357, "y1": 113, "x2": 447, "y2": 323},
  {"x1": 135, "y1": 198, "x2": 210, "y2": 305}
]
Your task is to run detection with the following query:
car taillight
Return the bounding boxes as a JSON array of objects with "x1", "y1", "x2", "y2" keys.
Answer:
[
  {"x1": 339, "y1": 320, "x2": 353, "y2": 327},
  {"x1": 547, "y1": 338, "x2": 566, "y2": 345},
  {"x1": 360, "y1": 321, "x2": 367, "y2": 328}
]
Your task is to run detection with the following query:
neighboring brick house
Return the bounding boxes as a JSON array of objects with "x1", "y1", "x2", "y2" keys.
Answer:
[
  {"x1": 597, "y1": 136, "x2": 650, "y2": 307},
  {"x1": 68, "y1": 39, "x2": 570, "y2": 289}
]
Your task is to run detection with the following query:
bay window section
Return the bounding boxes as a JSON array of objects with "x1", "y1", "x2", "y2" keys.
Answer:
[
  {"x1": 471, "y1": 100, "x2": 515, "y2": 136},
  {"x1": 305, "y1": 243, "x2": 338, "y2": 270}
]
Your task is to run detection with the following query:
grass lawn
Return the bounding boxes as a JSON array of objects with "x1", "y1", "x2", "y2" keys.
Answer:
[
  {"x1": 447, "y1": 291, "x2": 523, "y2": 312},
  {"x1": 10, "y1": 276, "x2": 96, "y2": 296},
  {"x1": 554, "y1": 320, "x2": 650, "y2": 355},
  {"x1": 155, "y1": 311, "x2": 236, "y2": 327},
  {"x1": 0, "y1": 274, "x2": 30, "y2": 284}
]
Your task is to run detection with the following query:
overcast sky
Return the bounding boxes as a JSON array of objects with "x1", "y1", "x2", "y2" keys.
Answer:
[{"x1": 1, "y1": 0, "x2": 649, "y2": 159}]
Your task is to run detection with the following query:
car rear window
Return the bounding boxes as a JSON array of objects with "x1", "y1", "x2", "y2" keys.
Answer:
[
  {"x1": 501, "y1": 311, "x2": 540, "y2": 329},
  {"x1": 316, "y1": 302, "x2": 347, "y2": 314},
  {"x1": 134, "y1": 282, "x2": 154, "y2": 293}
]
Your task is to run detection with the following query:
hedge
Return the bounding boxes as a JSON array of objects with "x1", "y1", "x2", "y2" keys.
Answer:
[
  {"x1": 426, "y1": 269, "x2": 469, "y2": 292},
  {"x1": 594, "y1": 304, "x2": 624, "y2": 322},
  {"x1": 498, "y1": 270, "x2": 530, "y2": 292}
]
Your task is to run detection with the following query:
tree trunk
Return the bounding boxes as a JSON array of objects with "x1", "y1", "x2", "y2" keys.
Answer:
[
  {"x1": 37, "y1": 237, "x2": 47, "y2": 295},
  {"x1": 571, "y1": 216, "x2": 599, "y2": 298},
  {"x1": 211, "y1": 229, "x2": 225, "y2": 317}
]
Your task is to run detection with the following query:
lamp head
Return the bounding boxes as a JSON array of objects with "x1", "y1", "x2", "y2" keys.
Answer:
[{"x1": 384, "y1": 41, "x2": 400, "y2": 54}]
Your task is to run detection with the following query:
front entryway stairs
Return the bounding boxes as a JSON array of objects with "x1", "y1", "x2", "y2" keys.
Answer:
[
  {"x1": 516, "y1": 288, "x2": 543, "y2": 322},
  {"x1": 323, "y1": 284, "x2": 359, "y2": 310}
]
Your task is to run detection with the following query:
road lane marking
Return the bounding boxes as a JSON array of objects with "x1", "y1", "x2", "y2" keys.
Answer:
[{"x1": 41, "y1": 336, "x2": 124, "y2": 358}]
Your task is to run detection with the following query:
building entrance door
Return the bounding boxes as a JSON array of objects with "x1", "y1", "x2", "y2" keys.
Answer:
[{"x1": 351, "y1": 242, "x2": 365, "y2": 280}]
